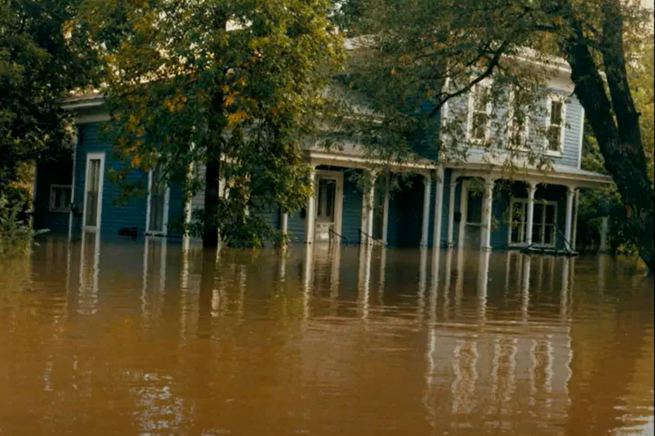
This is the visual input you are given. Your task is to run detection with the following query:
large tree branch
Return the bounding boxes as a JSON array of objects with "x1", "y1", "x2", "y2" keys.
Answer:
[
  {"x1": 600, "y1": 0, "x2": 644, "y2": 149},
  {"x1": 426, "y1": 40, "x2": 509, "y2": 118}
]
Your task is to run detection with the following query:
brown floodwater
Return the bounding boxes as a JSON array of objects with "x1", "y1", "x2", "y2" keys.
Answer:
[{"x1": 0, "y1": 234, "x2": 652, "y2": 436}]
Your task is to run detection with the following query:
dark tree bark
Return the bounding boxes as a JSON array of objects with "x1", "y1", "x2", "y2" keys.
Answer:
[
  {"x1": 203, "y1": 153, "x2": 221, "y2": 249},
  {"x1": 201, "y1": 9, "x2": 228, "y2": 249},
  {"x1": 562, "y1": 0, "x2": 654, "y2": 273}
]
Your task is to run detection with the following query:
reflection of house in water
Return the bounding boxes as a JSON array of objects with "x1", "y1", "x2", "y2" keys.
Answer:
[{"x1": 423, "y1": 250, "x2": 574, "y2": 432}]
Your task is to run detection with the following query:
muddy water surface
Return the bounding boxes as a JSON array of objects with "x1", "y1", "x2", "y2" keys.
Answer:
[{"x1": 0, "y1": 235, "x2": 652, "y2": 436}]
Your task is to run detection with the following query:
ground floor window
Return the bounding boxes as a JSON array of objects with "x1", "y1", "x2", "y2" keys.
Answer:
[
  {"x1": 49, "y1": 184, "x2": 71, "y2": 213},
  {"x1": 509, "y1": 199, "x2": 557, "y2": 247}
]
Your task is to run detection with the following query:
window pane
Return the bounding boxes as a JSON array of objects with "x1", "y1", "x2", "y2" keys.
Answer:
[
  {"x1": 547, "y1": 125, "x2": 561, "y2": 151},
  {"x1": 544, "y1": 225, "x2": 555, "y2": 245},
  {"x1": 510, "y1": 201, "x2": 525, "y2": 244},
  {"x1": 545, "y1": 205, "x2": 556, "y2": 224},
  {"x1": 472, "y1": 113, "x2": 488, "y2": 140},
  {"x1": 533, "y1": 224, "x2": 542, "y2": 245},
  {"x1": 53, "y1": 188, "x2": 62, "y2": 209},
  {"x1": 474, "y1": 87, "x2": 488, "y2": 112},
  {"x1": 550, "y1": 101, "x2": 562, "y2": 125},
  {"x1": 85, "y1": 159, "x2": 101, "y2": 226},
  {"x1": 63, "y1": 188, "x2": 71, "y2": 208}
]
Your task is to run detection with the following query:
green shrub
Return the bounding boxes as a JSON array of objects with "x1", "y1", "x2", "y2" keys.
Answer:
[{"x1": 0, "y1": 197, "x2": 48, "y2": 257}]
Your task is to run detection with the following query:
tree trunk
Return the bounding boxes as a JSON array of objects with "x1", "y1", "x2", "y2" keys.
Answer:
[
  {"x1": 203, "y1": 153, "x2": 221, "y2": 248},
  {"x1": 202, "y1": 8, "x2": 229, "y2": 249},
  {"x1": 562, "y1": 4, "x2": 654, "y2": 273}
]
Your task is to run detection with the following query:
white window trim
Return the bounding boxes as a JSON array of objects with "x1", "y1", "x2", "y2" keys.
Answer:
[
  {"x1": 508, "y1": 198, "x2": 558, "y2": 248},
  {"x1": 507, "y1": 88, "x2": 531, "y2": 152},
  {"x1": 145, "y1": 166, "x2": 171, "y2": 236},
  {"x1": 466, "y1": 80, "x2": 493, "y2": 143},
  {"x1": 82, "y1": 152, "x2": 105, "y2": 232},
  {"x1": 313, "y1": 169, "x2": 344, "y2": 239},
  {"x1": 49, "y1": 184, "x2": 72, "y2": 213},
  {"x1": 544, "y1": 94, "x2": 567, "y2": 157}
]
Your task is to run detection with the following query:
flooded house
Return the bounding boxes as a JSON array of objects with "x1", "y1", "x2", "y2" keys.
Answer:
[{"x1": 32, "y1": 50, "x2": 612, "y2": 250}]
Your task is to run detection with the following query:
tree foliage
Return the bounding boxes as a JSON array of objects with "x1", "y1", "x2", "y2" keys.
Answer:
[
  {"x1": 0, "y1": 0, "x2": 98, "y2": 206},
  {"x1": 338, "y1": 0, "x2": 654, "y2": 272},
  {"x1": 79, "y1": 0, "x2": 343, "y2": 248}
]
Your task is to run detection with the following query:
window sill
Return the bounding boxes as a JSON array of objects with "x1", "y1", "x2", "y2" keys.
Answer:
[
  {"x1": 545, "y1": 150, "x2": 563, "y2": 158},
  {"x1": 49, "y1": 209, "x2": 69, "y2": 214}
]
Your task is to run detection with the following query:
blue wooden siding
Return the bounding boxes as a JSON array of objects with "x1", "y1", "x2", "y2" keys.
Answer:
[
  {"x1": 440, "y1": 86, "x2": 584, "y2": 170},
  {"x1": 559, "y1": 93, "x2": 583, "y2": 169},
  {"x1": 341, "y1": 173, "x2": 363, "y2": 244},
  {"x1": 73, "y1": 122, "x2": 148, "y2": 238},
  {"x1": 33, "y1": 159, "x2": 73, "y2": 233},
  {"x1": 387, "y1": 174, "x2": 424, "y2": 247},
  {"x1": 287, "y1": 211, "x2": 305, "y2": 243},
  {"x1": 254, "y1": 205, "x2": 280, "y2": 230}
]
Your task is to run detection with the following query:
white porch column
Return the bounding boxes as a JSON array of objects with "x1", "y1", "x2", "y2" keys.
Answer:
[
  {"x1": 304, "y1": 168, "x2": 316, "y2": 244},
  {"x1": 366, "y1": 176, "x2": 376, "y2": 245},
  {"x1": 433, "y1": 166, "x2": 445, "y2": 249},
  {"x1": 599, "y1": 216, "x2": 609, "y2": 253},
  {"x1": 564, "y1": 186, "x2": 575, "y2": 251},
  {"x1": 420, "y1": 173, "x2": 432, "y2": 247},
  {"x1": 572, "y1": 189, "x2": 580, "y2": 250},
  {"x1": 382, "y1": 173, "x2": 390, "y2": 245},
  {"x1": 280, "y1": 209, "x2": 288, "y2": 238},
  {"x1": 480, "y1": 178, "x2": 495, "y2": 251},
  {"x1": 446, "y1": 174, "x2": 458, "y2": 248},
  {"x1": 360, "y1": 171, "x2": 376, "y2": 245},
  {"x1": 525, "y1": 182, "x2": 537, "y2": 246}
]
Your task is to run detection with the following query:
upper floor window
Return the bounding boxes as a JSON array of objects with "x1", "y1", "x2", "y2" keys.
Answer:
[
  {"x1": 546, "y1": 96, "x2": 566, "y2": 153},
  {"x1": 508, "y1": 88, "x2": 530, "y2": 149},
  {"x1": 49, "y1": 184, "x2": 71, "y2": 213},
  {"x1": 467, "y1": 82, "x2": 492, "y2": 142}
]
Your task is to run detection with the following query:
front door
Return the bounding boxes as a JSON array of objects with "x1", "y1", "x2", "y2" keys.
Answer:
[
  {"x1": 83, "y1": 153, "x2": 105, "y2": 231},
  {"x1": 314, "y1": 171, "x2": 343, "y2": 243},
  {"x1": 464, "y1": 189, "x2": 482, "y2": 249}
]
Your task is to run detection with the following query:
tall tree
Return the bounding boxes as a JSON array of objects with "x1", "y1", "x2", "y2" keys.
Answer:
[
  {"x1": 0, "y1": 0, "x2": 97, "y2": 205},
  {"x1": 338, "y1": 0, "x2": 654, "y2": 272},
  {"x1": 80, "y1": 0, "x2": 343, "y2": 248}
]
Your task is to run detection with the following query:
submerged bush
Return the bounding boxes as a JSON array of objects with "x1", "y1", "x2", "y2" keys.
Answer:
[{"x1": 0, "y1": 197, "x2": 48, "y2": 257}]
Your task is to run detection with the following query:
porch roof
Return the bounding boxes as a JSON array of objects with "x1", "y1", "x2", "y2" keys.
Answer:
[
  {"x1": 303, "y1": 143, "x2": 434, "y2": 175},
  {"x1": 447, "y1": 160, "x2": 613, "y2": 189}
]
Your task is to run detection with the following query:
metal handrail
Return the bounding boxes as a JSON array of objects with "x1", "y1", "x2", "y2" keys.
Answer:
[
  {"x1": 360, "y1": 230, "x2": 386, "y2": 246},
  {"x1": 555, "y1": 227, "x2": 575, "y2": 253},
  {"x1": 519, "y1": 228, "x2": 576, "y2": 256},
  {"x1": 328, "y1": 228, "x2": 349, "y2": 245}
]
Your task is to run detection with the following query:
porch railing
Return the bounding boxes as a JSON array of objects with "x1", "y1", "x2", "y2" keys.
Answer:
[
  {"x1": 360, "y1": 230, "x2": 386, "y2": 247},
  {"x1": 328, "y1": 228, "x2": 349, "y2": 245}
]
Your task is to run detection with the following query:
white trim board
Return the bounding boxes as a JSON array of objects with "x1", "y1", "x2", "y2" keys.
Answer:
[{"x1": 82, "y1": 152, "x2": 105, "y2": 232}]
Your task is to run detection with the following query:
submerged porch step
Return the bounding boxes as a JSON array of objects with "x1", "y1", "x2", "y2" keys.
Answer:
[{"x1": 521, "y1": 246, "x2": 580, "y2": 257}]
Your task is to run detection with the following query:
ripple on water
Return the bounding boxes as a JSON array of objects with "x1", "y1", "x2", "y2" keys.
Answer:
[{"x1": 0, "y1": 240, "x2": 652, "y2": 436}]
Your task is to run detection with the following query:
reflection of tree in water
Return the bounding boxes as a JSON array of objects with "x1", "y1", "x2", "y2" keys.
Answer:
[{"x1": 565, "y1": 277, "x2": 654, "y2": 436}]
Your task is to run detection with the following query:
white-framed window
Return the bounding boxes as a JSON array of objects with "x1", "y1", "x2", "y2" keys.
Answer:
[
  {"x1": 467, "y1": 81, "x2": 492, "y2": 142},
  {"x1": 507, "y1": 88, "x2": 530, "y2": 150},
  {"x1": 146, "y1": 162, "x2": 170, "y2": 236},
  {"x1": 49, "y1": 184, "x2": 72, "y2": 213},
  {"x1": 545, "y1": 95, "x2": 566, "y2": 154},
  {"x1": 509, "y1": 198, "x2": 557, "y2": 247}
]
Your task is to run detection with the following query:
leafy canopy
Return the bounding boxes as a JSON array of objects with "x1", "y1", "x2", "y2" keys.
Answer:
[{"x1": 80, "y1": 0, "x2": 344, "y2": 246}]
